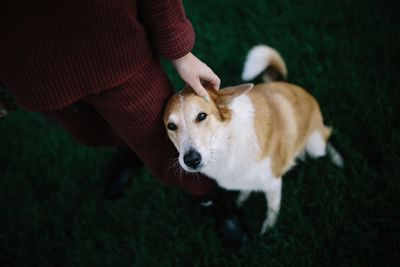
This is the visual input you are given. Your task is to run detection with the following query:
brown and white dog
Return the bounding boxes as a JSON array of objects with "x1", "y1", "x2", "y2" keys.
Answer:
[{"x1": 163, "y1": 45, "x2": 343, "y2": 234}]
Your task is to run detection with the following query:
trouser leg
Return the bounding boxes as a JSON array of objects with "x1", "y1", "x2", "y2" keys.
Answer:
[
  {"x1": 82, "y1": 58, "x2": 215, "y2": 196},
  {"x1": 42, "y1": 101, "x2": 126, "y2": 148}
]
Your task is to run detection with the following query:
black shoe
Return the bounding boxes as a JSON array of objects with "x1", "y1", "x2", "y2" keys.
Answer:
[
  {"x1": 198, "y1": 187, "x2": 250, "y2": 251},
  {"x1": 105, "y1": 148, "x2": 143, "y2": 200},
  {"x1": 218, "y1": 216, "x2": 250, "y2": 251}
]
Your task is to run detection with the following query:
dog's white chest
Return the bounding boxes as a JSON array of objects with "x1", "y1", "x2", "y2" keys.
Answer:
[
  {"x1": 204, "y1": 156, "x2": 275, "y2": 191},
  {"x1": 201, "y1": 94, "x2": 276, "y2": 191}
]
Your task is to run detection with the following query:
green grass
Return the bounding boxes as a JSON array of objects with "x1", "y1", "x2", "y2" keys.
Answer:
[{"x1": 1, "y1": 0, "x2": 400, "y2": 266}]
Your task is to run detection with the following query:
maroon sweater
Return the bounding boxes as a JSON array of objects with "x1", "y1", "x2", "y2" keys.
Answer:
[{"x1": 0, "y1": 0, "x2": 195, "y2": 111}]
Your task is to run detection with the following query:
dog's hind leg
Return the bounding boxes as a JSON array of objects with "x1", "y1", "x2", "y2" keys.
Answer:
[
  {"x1": 326, "y1": 143, "x2": 344, "y2": 168},
  {"x1": 261, "y1": 178, "x2": 282, "y2": 234},
  {"x1": 305, "y1": 130, "x2": 327, "y2": 158},
  {"x1": 236, "y1": 190, "x2": 251, "y2": 208},
  {"x1": 306, "y1": 128, "x2": 344, "y2": 167}
]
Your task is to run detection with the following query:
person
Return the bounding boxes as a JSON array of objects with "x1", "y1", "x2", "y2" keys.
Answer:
[{"x1": 0, "y1": 0, "x2": 248, "y2": 249}]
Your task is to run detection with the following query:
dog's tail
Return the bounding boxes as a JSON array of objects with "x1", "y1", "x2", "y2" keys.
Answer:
[{"x1": 241, "y1": 45, "x2": 287, "y2": 83}]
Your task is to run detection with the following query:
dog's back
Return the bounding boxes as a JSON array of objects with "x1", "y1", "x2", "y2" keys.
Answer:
[
  {"x1": 242, "y1": 45, "x2": 340, "y2": 176},
  {"x1": 246, "y1": 81, "x2": 331, "y2": 177}
]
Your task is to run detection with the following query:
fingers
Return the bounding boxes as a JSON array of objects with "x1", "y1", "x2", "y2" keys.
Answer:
[
  {"x1": 189, "y1": 81, "x2": 210, "y2": 103},
  {"x1": 201, "y1": 67, "x2": 221, "y2": 91},
  {"x1": 185, "y1": 67, "x2": 219, "y2": 97},
  {"x1": 191, "y1": 66, "x2": 220, "y2": 97},
  {"x1": 191, "y1": 80, "x2": 208, "y2": 97}
]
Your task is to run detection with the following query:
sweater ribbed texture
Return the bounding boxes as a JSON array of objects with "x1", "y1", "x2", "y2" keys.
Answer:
[{"x1": 0, "y1": 0, "x2": 195, "y2": 111}]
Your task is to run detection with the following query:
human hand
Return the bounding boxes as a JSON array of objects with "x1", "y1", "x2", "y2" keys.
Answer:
[{"x1": 172, "y1": 52, "x2": 220, "y2": 102}]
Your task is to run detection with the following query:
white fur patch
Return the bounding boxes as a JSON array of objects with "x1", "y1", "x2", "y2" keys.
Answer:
[
  {"x1": 168, "y1": 114, "x2": 178, "y2": 124},
  {"x1": 306, "y1": 130, "x2": 327, "y2": 158},
  {"x1": 306, "y1": 132, "x2": 344, "y2": 167},
  {"x1": 242, "y1": 45, "x2": 272, "y2": 81},
  {"x1": 177, "y1": 95, "x2": 196, "y2": 170},
  {"x1": 241, "y1": 45, "x2": 287, "y2": 81},
  {"x1": 261, "y1": 177, "x2": 282, "y2": 233}
]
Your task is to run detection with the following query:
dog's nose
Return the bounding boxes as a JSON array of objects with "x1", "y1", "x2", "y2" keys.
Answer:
[{"x1": 183, "y1": 149, "x2": 202, "y2": 169}]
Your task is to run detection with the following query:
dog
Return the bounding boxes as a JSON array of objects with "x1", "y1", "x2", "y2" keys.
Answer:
[{"x1": 163, "y1": 45, "x2": 343, "y2": 234}]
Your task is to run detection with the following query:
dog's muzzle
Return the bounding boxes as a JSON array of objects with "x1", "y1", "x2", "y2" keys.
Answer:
[{"x1": 183, "y1": 149, "x2": 202, "y2": 169}]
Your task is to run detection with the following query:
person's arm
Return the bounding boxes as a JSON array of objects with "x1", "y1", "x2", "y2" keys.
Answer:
[
  {"x1": 138, "y1": 0, "x2": 220, "y2": 98},
  {"x1": 138, "y1": 0, "x2": 195, "y2": 60}
]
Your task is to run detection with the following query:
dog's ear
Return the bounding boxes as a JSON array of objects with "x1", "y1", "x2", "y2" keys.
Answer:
[
  {"x1": 218, "y1": 83, "x2": 254, "y2": 104},
  {"x1": 215, "y1": 83, "x2": 254, "y2": 120}
]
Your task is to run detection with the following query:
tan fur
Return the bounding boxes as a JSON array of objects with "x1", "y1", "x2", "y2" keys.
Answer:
[{"x1": 247, "y1": 82, "x2": 328, "y2": 177}]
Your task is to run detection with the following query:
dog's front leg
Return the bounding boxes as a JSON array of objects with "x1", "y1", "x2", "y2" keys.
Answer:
[
  {"x1": 261, "y1": 178, "x2": 282, "y2": 234},
  {"x1": 236, "y1": 190, "x2": 252, "y2": 208}
]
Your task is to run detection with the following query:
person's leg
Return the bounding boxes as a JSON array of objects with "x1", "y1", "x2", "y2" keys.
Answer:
[
  {"x1": 81, "y1": 57, "x2": 215, "y2": 196},
  {"x1": 43, "y1": 102, "x2": 126, "y2": 148},
  {"x1": 43, "y1": 103, "x2": 142, "y2": 198}
]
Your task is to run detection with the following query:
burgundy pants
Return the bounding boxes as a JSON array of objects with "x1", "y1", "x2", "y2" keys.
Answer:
[{"x1": 43, "y1": 58, "x2": 215, "y2": 196}]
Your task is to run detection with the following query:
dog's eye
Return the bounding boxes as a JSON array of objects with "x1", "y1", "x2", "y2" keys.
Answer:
[
  {"x1": 167, "y1": 123, "x2": 177, "y2": 131},
  {"x1": 197, "y1": 112, "x2": 208, "y2": 122}
]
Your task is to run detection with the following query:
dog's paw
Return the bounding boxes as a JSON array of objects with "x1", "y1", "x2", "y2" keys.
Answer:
[
  {"x1": 236, "y1": 191, "x2": 251, "y2": 208},
  {"x1": 260, "y1": 213, "x2": 278, "y2": 235}
]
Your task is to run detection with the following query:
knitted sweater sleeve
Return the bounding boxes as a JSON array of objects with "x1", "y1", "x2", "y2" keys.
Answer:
[{"x1": 137, "y1": 0, "x2": 195, "y2": 60}]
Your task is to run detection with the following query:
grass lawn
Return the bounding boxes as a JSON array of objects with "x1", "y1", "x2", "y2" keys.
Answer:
[{"x1": 1, "y1": 0, "x2": 399, "y2": 266}]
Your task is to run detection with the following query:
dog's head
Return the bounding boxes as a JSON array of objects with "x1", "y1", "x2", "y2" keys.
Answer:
[{"x1": 163, "y1": 83, "x2": 254, "y2": 172}]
